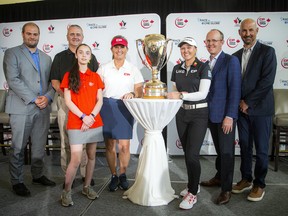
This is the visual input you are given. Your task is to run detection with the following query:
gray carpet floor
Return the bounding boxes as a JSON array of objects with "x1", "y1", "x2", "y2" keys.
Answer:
[{"x1": 0, "y1": 149, "x2": 287, "y2": 216}]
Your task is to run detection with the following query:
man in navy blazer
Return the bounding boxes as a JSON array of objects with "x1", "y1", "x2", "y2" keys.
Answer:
[
  {"x1": 3, "y1": 22, "x2": 56, "y2": 196},
  {"x1": 200, "y1": 29, "x2": 241, "y2": 205},
  {"x1": 231, "y1": 18, "x2": 277, "y2": 202}
]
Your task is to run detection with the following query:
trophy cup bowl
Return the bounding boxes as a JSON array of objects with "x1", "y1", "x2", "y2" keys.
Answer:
[{"x1": 136, "y1": 34, "x2": 173, "y2": 99}]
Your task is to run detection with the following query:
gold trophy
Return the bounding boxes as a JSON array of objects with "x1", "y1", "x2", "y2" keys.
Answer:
[{"x1": 136, "y1": 34, "x2": 173, "y2": 99}]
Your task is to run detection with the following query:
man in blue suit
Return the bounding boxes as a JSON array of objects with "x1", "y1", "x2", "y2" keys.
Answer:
[
  {"x1": 3, "y1": 22, "x2": 56, "y2": 196},
  {"x1": 232, "y1": 18, "x2": 277, "y2": 202},
  {"x1": 200, "y1": 29, "x2": 241, "y2": 205}
]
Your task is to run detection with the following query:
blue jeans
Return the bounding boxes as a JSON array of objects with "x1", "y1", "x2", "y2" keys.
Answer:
[{"x1": 237, "y1": 113, "x2": 272, "y2": 188}]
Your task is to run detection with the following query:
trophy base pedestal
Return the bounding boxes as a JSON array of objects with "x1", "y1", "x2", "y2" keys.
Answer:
[
  {"x1": 143, "y1": 86, "x2": 167, "y2": 99},
  {"x1": 143, "y1": 95, "x2": 166, "y2": 99}
]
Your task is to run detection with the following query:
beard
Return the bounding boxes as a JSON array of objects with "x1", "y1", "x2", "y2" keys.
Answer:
[
  {"x1": 26, "y1": 43, "x2": 38, "y2": 48},
  {"x1": 24, "y1": 38, "x2": 38, "y2": 49},
  {"x1": 243, "y1": 36, "x2": 254, "y2": 45}
]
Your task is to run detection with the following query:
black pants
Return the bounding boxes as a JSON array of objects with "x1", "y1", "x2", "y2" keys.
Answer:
[
  {"x1": 176, "y1": 107, "x2": 208, "y2": 195},
  {"x1": 208, "y1": 120, "x2": 236, "y2": 192}
]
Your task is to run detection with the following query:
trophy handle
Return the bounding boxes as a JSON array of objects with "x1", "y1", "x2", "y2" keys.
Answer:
[
  {"x1": 136, "y1": 39, "x2": 152, "y2": 71},
  {"x1": 158, "y1": 39, "x2": 173, "y2": 72}
]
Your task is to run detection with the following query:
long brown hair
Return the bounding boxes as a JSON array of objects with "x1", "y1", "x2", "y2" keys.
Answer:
[{"x1": 68, "y1": 43, "x2": 91, "y2": 93}]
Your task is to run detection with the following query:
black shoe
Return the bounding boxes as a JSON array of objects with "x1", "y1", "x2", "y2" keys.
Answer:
[
  {"x1": 82, "y1": 177, "x2": 95, "y2": 186},
  {"x1": 12, "y1": 183, "x2": 31, "y2": 196},
  {"x1": 108, "y1": 175, "x2": 119, "y2": 192},
  {"x1": 118, "y1": 173, "x2": 129, "y2": 190},
  {"x1": 32, "y1": 175, "x2": 56, "y2": 186}
]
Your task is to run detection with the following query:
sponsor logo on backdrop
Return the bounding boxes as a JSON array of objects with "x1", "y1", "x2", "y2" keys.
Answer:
[
  {"x1": 258, "y1": 39, "x2": 273, "y2": 46},
  {"x1": 257, "y1": 17, "x2": 271, "y2": 28},
  {"x1": 92, "y1": 41, "x2": 100, "y2": 50},
  {"x1": 281, "y1": 57, "x2": 288, "y2": 69},
  {"x1": 42, "y1": 44, "x2": 54, "y2": 53},
  {"x1": 3, "y1": 81, "x2": 9, "y2": 90},
  {"x1": 176, "y1": 139, "x2": 182, "y2": 149},
  {"x1": 119, "y1": 20, "x2": 127, "y2": 29},
  {"x1": 2, "y1": 27, "x2": 13, "y2": 37},
  {"x1": 233, "y1": 17, "x2": 242, "y2": 26},
  {"x1": 0, "y1": 47, "x2": 7, "y2": 53},
  {"x1": 202, "y1": 139, "x2": 213, "y2": 146},
  {"x1": 280, "y1": 79, "x2": 288, "y2": 86},
  {"x1": 48, "y1": 25, "x2": 55, "y2": 33},
  {"x1": 226, "y1": 37, "x2": 241, "y2": 48},
  {"x1": 174, "y1": 39, "x2": 181, "y2": 46},
  {"x1": 86, "y1": 23, "x2": 107, "y2": 29},
  {"x1": 61, "y1": 43, "x2": 68, "y2": 50},
  {"x1": 175, "y1": 17, "x2": 188, "y2": 28},
  {"x1": 280, "y1": 17, "x2": 288, "y2": 24},
  {"x1": 140, "y1": 18, "x2": 154, "y2": 29},
  {"x1": 198, "y1": 18, "x2": 220, "y2": 25},
  {"x1": 199, "y1": 57, "x2": 208, "y2": 63}
]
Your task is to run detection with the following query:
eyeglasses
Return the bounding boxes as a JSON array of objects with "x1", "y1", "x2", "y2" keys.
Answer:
[{"x1": 205, "y1": 39, "x2": 222, "y2": 44}]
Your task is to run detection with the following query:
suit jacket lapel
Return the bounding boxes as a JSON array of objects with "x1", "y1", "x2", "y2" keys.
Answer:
[
  {"x1": 20, "y1": 44, "x2": 38, "y2": 72},
  {"x1": 211, "y1": 51, "x2": 225, "y2": 76},
  {"x1": 39, "y1": 51, "x2": 45, "y2": 74},
  {"x1": 243, "y1": 41, "x2": 260, "y2": 79}
]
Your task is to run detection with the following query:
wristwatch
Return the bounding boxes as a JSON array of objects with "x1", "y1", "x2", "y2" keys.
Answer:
[{"x1": 179, "y1": 93, "x2": 183, "y2": 99}]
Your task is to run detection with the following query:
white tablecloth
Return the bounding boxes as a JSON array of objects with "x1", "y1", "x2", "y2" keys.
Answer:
[{"x1": 123, "y1": 98, "x2": 183, "y2": 206}]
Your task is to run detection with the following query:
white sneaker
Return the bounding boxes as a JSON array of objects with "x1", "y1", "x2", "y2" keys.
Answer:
[
  {"x1": 180, "y1": 185, "x2": 200, "y2": 197},
  {"x1": 179, "y1": 192, "x2": 197, "y2": 210},
  {"x1": 61, "y1": 190, "x2": 73, "y2": 207},
  {"x1": 82, "y1": 186, "x2": 99, "y2": 200}
]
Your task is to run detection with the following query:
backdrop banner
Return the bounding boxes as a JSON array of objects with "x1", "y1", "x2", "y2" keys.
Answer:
[
  {"x1": 0, "y1": 13, "x2": 161, "y2": 154},
  {"x1": 1, "y1": 12, "x2": 287, "y2": 155},
  {"x1": 166, "y1": 12, "x2": 288, "y2": 155}
]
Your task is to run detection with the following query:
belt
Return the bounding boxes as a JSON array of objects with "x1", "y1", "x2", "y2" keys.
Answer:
[{"x1": 181, "y1": 102, "x2": 208, "y2": 110}]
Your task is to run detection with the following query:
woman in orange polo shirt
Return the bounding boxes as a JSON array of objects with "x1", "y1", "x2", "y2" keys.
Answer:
[{"x1": 60, "y1": 44, "x2": 104, "y2": 207}]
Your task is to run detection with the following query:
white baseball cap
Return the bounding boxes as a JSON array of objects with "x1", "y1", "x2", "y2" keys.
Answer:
[{"x1": 178, "y1": 37, "x2": 197, "y2": 47}]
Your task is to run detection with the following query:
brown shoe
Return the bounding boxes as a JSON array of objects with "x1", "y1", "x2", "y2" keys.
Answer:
[
  {"x1": 200, "y1": 177, "x2": 221, "y2": 187},
  {"x1": 216, "y1": 191, "x2": 231, "y2": 205},
  {"x1": 232, "y1": 179, "x2": 252, "y2": 194},
  {"x1": 247, "y1": 186, "x2": 265, "y2": 202}
]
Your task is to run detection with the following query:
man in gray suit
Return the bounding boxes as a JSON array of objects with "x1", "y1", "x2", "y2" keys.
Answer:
[{"x1": 3, "y1": 22, "x2": 56, "y2": 196}]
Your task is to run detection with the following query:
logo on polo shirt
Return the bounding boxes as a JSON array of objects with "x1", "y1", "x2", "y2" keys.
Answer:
[
  {"x1": 190, "y1": 70, "x2": 198, "y2": 73},
  {"x1": 124, "y1": 73, "x2": 131, "y2": 76},
  {"x1": 89, "y1": 82, "x2": 94, "y2": 86},
  {"x1": 176, "y1": 69, "x2": 185, "y2": 73}
]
